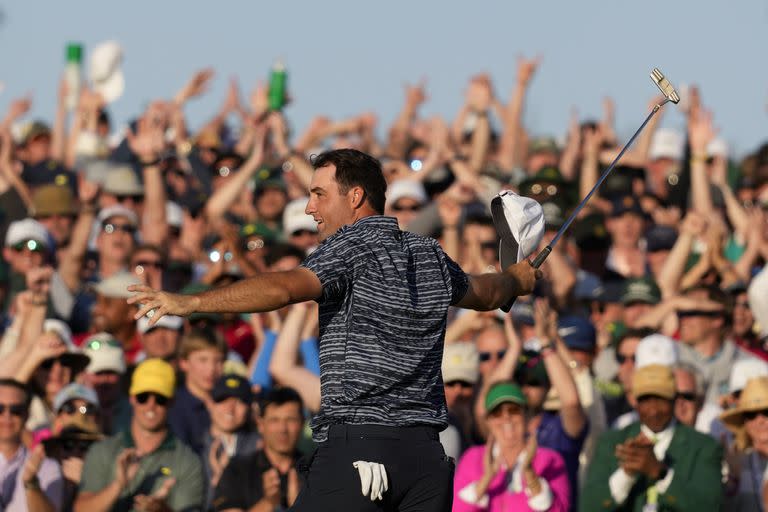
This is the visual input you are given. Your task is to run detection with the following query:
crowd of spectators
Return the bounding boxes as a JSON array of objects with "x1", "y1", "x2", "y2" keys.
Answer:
[{"x1": 0, "y1": 48, "x2": 766, "y2": 511}]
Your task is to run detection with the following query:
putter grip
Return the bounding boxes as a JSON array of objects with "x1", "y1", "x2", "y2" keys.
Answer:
[{"x1": 500, "y1": 247, "x2": 551, "y2": 313}]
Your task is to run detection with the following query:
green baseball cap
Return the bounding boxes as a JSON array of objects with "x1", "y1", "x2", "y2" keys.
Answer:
[
  {"x1": 621, "y1": 277, "x2": 661, "y2": 306},
  {"x1": 485, "y1": 382, "x2": 527, "y2": 413}
]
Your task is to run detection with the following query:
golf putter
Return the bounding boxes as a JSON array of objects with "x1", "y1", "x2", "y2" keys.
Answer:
[{"x1": 495, "y1": 68, "x2": 679, "y2": 312}]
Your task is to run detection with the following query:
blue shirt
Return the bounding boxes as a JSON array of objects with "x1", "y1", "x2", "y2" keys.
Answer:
[
  {"x1": 537, "y1": 411, "x2": 588, "y2": 510},
  {"x1": 167, "y1": 385, "x2": 210, "y2": 455},
  {"x1": 302, "y1": 215, "x2": 469, "y2": 442}
]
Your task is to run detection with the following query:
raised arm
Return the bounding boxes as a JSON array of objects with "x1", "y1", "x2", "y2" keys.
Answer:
[
  {"x1": 269, "y1": 303, "x2": 321, "y2": 412},
  {"x1": 57, "y1": 175, "x2": 99, "y2": 292},
  {"x1": 688, "y1": 108, "x2": 716, "y2": 215},
  {"x1": 535, "y1": 301, "x2": 586, "y2": 438},
  {"x1": 497, "y1": 56, "x2": 540, "y2": 171},
  {"x1": 455, "y1": 260, "x2": 541, "y2": 311},
  {"x1": 656, "y1": 212, "x2": 706, "y2": 297},
  {"x1": 126, "y1": 116, "x2": 168, "y2": 246},
  {"x1": 386, "y1": 81, "x2": 427, "y2": 158},
  {"x1": 129, "y1": 267, "x2": 323, "y2": 325},
  {"x1": 50, "y1": 76, "x2": 69, "y2": 162}
]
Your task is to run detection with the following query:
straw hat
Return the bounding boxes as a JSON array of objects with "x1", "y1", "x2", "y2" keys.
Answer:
[{"x1": 720, "y1": 376, "x2": 768, "y2": 450}]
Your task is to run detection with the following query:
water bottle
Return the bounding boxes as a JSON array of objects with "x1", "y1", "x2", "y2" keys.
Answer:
[
  {"x1": 267, "y1": 60, "x2": 287, "y2": 111},
  {"x1": 64, "y1": 43, "x2": 83, "y2": 111}
]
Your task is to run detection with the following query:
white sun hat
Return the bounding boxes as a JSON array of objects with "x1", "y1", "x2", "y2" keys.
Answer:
[
  {"x1": 490, "y1": 190, "x2": 545, "y2": 270},
  {"x1": 89, "y1": 41, "x2": 125, "y2": 103}
]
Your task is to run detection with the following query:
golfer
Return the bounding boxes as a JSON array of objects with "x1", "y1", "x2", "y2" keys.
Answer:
[{"x1": 129, "y1": 149, "x2": 541, "y2": 511}]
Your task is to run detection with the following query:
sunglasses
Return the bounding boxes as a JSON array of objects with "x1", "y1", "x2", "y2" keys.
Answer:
[
  {"x1": 102, "y1": 223, "x2": 137, "y2": 235},
  {"x1": 135, "y1": 392, "x2": 169, "y2": 406},
  {"x1": 291, "y1": 229, "x2": 316, "y2": 237},
  {"x1": 675, "y1": 391, "x2": 698, "y2": 402},
  {"x1": 445, "y1": 380, "x2": 474, "y2": 389},
  {"x1": 244, "y1": 239, "x2": 265, "y2": 252},
  {"x1": 60, "y1": 402, "x2": 97, "y2": 416},
  {"x1": 480, "y1": 241, "x2": 499, "y2": 252},
  {"x1": 677, "y1": 309, "x2": 723, "y2": 319},
  {"x1": 530, "y1": 183, "x2": 558, "y2": 196},
  {"x1": 391, "y1": 203, "x2": 422, "y2": 213},
  {"x1": 86, "y1": 338, "x2": 122, "y2": 351},
  {"x1": 744, "y1": 409, "x2": 768, "y2": 421},
  {"x1": 479, "y1": 350, "x2": 507, "y2": 362},
  {"x1": 0, "y1": 403, "x2": 25, "y2": 416},
  {"x1": 115, "y1": 195, "x2": 143, "y2": 203},
  {"x1": 616, "y1": 353, "x2": 636, "y2": 365},
  {"x1": 11, "y1": 240, "x2": 45, "y2": 253}
]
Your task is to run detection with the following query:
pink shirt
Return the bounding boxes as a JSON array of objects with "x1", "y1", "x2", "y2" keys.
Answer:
[{"x1": 453, "y1": 445, "x2": 570, "y2": 512}]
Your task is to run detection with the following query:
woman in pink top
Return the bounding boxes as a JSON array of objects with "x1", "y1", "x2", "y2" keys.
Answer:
[{"x1": 453, "y1": 382, "x2": 570, "y2": 511}]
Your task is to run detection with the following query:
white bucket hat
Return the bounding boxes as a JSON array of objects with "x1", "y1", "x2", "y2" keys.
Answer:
[{"x1": 490, "y1": 190, "x2": 545, "y2": 270}]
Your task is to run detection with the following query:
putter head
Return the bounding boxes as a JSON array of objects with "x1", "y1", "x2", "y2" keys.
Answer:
[{"x1": 650, "y1": 68, "x2": 680, "y2": 104}]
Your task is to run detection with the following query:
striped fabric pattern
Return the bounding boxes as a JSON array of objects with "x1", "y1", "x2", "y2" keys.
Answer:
[{"x1": 302, "y1": 215, "x2": 469, "y2": 442}]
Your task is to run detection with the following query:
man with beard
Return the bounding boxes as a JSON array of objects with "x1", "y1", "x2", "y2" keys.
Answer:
[{"x1": 74, "y1": 359, "x2": 204, "y2": 512}]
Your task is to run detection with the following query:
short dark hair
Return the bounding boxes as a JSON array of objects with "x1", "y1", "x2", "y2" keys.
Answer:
[
  {"x1": 312, "y1": 149, "x2": 387, "y2": 214},
  {"x1": 264, "y1": 243, "x2": 306, "y2": 268},
  {"x1": 615, "y1": 327, "x2": 655, "y2": 355},
  {"x1": 0, "y1": 379, "x2": 31, "y2": 409},
  {"x1": 259, "y1": 387, "x2": 304, "y2": 417}
]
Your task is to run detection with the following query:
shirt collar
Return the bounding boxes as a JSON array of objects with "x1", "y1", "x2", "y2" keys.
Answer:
[
  {"x1": 640, "y1": 419, "x2": 676, "y2": 449},
  {"x1": 121, "y1": 429, "x2": 176, "y2": 452},
  {"x1": 351, "y1": 215, "x2": 399, "y2": 231}
]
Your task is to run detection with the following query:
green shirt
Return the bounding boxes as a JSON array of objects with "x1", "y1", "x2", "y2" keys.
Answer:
[{"x1": 79, "y1": 429, "x2": 204, "y2": 512}]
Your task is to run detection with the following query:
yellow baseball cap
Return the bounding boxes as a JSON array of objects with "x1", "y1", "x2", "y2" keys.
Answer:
[{"x1": 129, "y1": 359, "x2": 176, "y2": 399}]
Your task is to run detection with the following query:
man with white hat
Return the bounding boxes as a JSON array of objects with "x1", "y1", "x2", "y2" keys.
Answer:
[
  {"x1": 385, "y1": 179, "x2": 428, "y2": 230},
  {"x1": 441, "y1": 342, "x2": 479, "y2": 458},
  {"x1": 137, "y1": 314, "x2": 183, "y2": 364},
  {"x1": 647, "y1": 128, "x2": 684, "y2": 201},
  {"x1": 3, "y1": 218, "x2": 53, "y2": 278},
  {"x1": 100, "y1": 164, "x2": 144, "y2": 214},
  {"x1": 283, "y1": 197, "x2": 318, "y2": 253},
  {"x1": 82, "y1": 332, "x2": 130, "y2": 435},
  {"x1": 94, "y1": 205, "x2": 138, "y2": 281}
]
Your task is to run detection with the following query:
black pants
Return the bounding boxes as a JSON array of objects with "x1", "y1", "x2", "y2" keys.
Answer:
[{"x1": 290, "y1": 424, "x2": 455, "y2": 512}]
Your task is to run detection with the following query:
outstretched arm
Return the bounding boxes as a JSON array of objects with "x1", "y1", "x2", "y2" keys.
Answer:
[{"x1": 129, "y1": 267, "x2": 323, "y2": 324}]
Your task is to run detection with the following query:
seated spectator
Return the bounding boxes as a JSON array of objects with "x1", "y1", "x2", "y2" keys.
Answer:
[
  {"x1": 581, "y1": 364, "x2": 724, "y2": 510},
  {"x1": 81, "y1": 332, "x2": 131, "y2": 435},
  {"x1": 204, "y1": 375, "x2": 260, "y2": 508},
  {"x1": 213, "y1": 387, "x2": 304, "y2": 511},
  {"x1": 453, "y1": 382, "x2": 570, "y2": 511},
  {"x1": 0, "y1": 378, "x2": 63, "y2": 511},
  {"x1": 42, "y1": 415, "x2": 102, "y2": 512},
  {"x1": 442, "y1": 341, "x2": 480, "y2": 459},
  {"x1": 74, "y1": 359, "x2": 204, "y2": 512},
  {"x1": 721, "y1": 376, "x2": 768, "y2": 510},
  {"x1": 167, "y1": 327, "x2": 226, "y2": 455}
]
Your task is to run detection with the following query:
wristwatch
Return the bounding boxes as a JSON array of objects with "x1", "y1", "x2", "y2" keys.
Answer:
[{"x1": 23, "y1": 476, "x2": 40, "y2": 490}]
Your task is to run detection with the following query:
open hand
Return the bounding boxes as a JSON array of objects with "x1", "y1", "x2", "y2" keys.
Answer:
[{"x1": 127, "y1": 285, "x2": 199, "y2": 325}]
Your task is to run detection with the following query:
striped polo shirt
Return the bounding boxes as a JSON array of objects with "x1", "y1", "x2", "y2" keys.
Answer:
[{"x1": 302, "y1": 215, "x2": 469, "y2": 442}]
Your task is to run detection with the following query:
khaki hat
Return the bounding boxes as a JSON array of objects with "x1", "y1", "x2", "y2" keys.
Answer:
[
  {"x1": 442, "y1": 343, "x2": 479, "y2": 384},
  {"x1": 721, "y1": 377, "x2": 768, "y2": 450},
  {"x1": 103, "y1": 165, "x2": 143, "y2": 197},
  {"x1": 32, "y1": 185, "x2": 78, "y2": 217},
  {"x1": 632, "y1": 364, "x2": 675, "y2": 400}
]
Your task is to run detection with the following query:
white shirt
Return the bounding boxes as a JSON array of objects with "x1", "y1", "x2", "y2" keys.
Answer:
[{"x1": 608, "y1": 421, "x2": 677, "y2": 505}]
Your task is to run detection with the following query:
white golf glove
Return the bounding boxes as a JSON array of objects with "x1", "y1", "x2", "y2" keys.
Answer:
[{"x1": 352, "y1": 461, "x2": 389, "y2": 501}]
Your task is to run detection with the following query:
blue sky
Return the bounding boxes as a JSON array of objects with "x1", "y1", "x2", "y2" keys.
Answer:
[{"x1": 1, "y1": 1, "x2": 766, "y2": 157}]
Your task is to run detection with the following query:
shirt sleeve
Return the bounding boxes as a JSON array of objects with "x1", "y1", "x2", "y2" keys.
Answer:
[
  {"x1": 608, "y1": 467, "x2": 637, "y2": 504},
  {"x1": 443, "y1": 252, "x2": 469, "y2": 305},
  {"x1": 79, "y1": 441, "x2": 112, "y2": 493},
  {"x1": 38, "y1": 457, "x2": 64, "y2": 512},
  {"x1": 526, "y1": 477, "x2": 554, "y2": 511},
  {"x1": 301, "y1": 230, "x2": 367, "y2": 303},
  {"x1": 167, "y1": 451, "x2": 205, "y2": 512}
]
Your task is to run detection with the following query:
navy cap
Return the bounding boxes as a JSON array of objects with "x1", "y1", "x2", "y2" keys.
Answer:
[
  {"x1": 574, "y1": 272, "x2": 604, "y2": 301},
  {"x1": 558, "y1": 316, "x2": 597, "y2": 352},
  {"x1": 211, "y1": 375, "x2": 254, "y2": 404},
  {"x1": 645, "y1": 225, "x2": 678, "y2": 252},
  {"x1": 610, "y1": 195, "x2": 644, "y2": 218}
]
